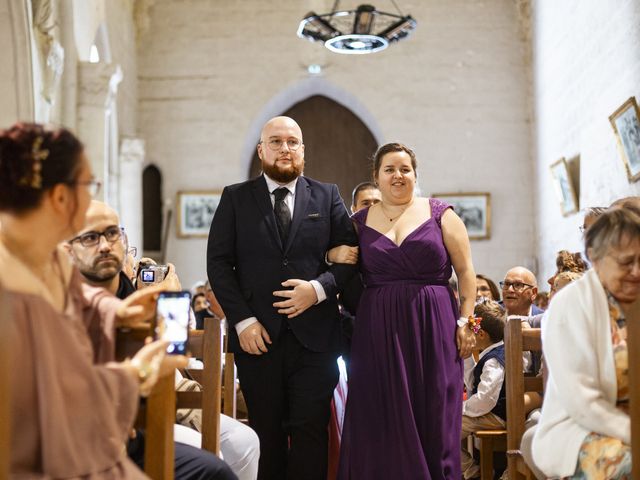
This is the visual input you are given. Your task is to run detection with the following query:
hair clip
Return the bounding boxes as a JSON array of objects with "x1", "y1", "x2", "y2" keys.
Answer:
[
  {"x1": 18, "y1": 136, "x2": 50, "y2": 189},
  {"x1": 468, "y1": 315, "x2": 482, "y2": 334}
]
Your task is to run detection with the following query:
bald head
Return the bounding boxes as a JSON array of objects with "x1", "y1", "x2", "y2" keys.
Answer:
[
  {"x1": 502, "y1": 266, "x2": 538, "y2": 315},
  {"x1": 68, "y1": 200, "x2": 125, "y2": 290},
  {"x1": 85, "y1": 200, "x2": 120, "y2": 226},
  {"x1": 259, "y1": 116, "x2": 302, "y2": 143},
  {"x1": 505, "y1": 267, "x2": 537, "y2": 287},
  {"x1": 257, "y1": 116, "x2": 305, "y2": 184}
]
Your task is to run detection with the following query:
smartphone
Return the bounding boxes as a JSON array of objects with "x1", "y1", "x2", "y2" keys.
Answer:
[{"x1": 155, "y1": 291, "x2": 191, "y2": 354}]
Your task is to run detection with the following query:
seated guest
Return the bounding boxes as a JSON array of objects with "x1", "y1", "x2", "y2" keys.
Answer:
[
  {"x1": 460, "y1": 300, "x2": 507, "y2": 480},
  {"x1": 350, "y1": 181, "x2": 381, "y2": 213},
  {"x1": 546, "y1": 250, "x2": 587, "y2": 290},
  {"x1": 68, "y1": 201, "x2": 257, "y2": 480},
  {"x1": 531, "y1": 205, "x2": 637, "y2": 479},
  {"x1": 533, "y1": 291, "x2": 549, "y2": 310},
  {"x1": 580, "y1": 206, "x2": 607, "y2": 234},
  {"x1": 192, "y1": 292, "x2": 209, "y2": 314},
  {"x1": 501, "y1": 266, "x2": 542, "y2": 316},
  {"x1": 0, "y1": 122, "x2": 186, "y2": 478},
  {"x1": 475, "y1": 273, "x2": 500, "y2": 302}
]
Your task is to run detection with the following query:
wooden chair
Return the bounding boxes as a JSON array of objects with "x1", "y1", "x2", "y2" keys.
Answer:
[
  {"x1": 0, "y1": 289, "x2": 10, "y2": 479},
  {"x1": 116, "y1": 325, "x2": 175, "y2": 480},
  {"x1": 504, "y1": 319, "x2": 543, "y2": 480},
  {"x1": 177, "y1": 317, "x2": 223, "y2": 454},
  {"x1": 471, "y1": 347, "x2": 507, "y2": 480},
  {"x1": 627, "y1": 300, "x2": 640, "y2": 479}
]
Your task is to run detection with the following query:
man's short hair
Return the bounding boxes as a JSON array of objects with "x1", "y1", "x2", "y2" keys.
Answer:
[
  {"x1": 351, "y1": 181, "x2": 378, "y2": 207},
  {"x1": 474, "y1": 300, "x2": 506, "y2": 343}
]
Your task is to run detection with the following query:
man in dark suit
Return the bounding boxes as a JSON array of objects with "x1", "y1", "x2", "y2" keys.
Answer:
[{"x1": 207, "y1": 116, "x2": 357, "y2": 480}]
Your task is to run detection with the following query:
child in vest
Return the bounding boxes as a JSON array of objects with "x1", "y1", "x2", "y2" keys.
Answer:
[{"x1": 461, "y1": 300, "x2": 507, "y2": 479}]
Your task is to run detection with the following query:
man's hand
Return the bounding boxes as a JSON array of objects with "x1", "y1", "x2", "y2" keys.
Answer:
[
  {"x1": 273, "y1": 279, "x2": 318, "y2": 318},
  {"x1": 456, "y1": 325, "x2": 476, "y2": 359},
  {"x1": 327, "y1": 245, "x2": 358, "y2": 264},
  {"x1": 238, "y1": 322, "x2": 272, "y2": 355},
  {"x1": 116, "y1": 284, "x2": 166, "y2": 328}
]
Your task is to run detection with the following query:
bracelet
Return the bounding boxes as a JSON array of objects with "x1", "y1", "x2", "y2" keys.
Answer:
[{"x1": 456, "y1": 316, "x2": 469, "y2": 328}]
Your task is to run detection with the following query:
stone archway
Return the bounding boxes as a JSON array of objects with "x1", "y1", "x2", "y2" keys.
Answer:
[{"x1": 249, "y1": 95, "x2": 378, "y2": 205}]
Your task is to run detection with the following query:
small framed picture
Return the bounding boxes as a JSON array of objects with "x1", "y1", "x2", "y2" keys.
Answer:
[
  {"x1": 176, "y1": 191, "x2": 221, "y2": 238},
  {"x1": 550, "y1": 158, "x2": 579, "y2": 216},
  {"x1": 432, "y1": 192, "x2": 491, "y2": 239},
  {"x1": 609, "y1": 96, "x2": 640, "y2": 182}
]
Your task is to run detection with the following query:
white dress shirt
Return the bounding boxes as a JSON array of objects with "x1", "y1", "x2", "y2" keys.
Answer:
[
  {"x1": 235, "y1": 174, "x2": 327, "y2": 336},
  {"x1": 463, "y1": 340, "x2": 505, "y2": 417}
]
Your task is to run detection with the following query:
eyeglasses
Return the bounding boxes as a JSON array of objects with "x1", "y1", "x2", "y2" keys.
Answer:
[
  {"x1": 68, "y1": 178, "x2": 102, "y2": 197},
  {"x1": 70, "y1": 226, "x2": 124, "y2": 247},
  {"x1": 500, "y1": 280, "x2": 535, "y2": 292},
  {"x1": 261, "y1": 138, "x2": 302, "y2": 151},
  {"x1": 608, "y1": 253, "x2": 640, "y2": 272},
  {"x1": 128, "y1": 246, "x2": 138, "y2": 257}
]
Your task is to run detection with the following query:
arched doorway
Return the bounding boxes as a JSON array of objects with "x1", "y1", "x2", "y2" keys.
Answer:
[
  {"x1": 142, "y1": 164, "x2": 162, "y2": 252},
  {"x1": 249, "y1": 95, "x2": 378, "y2": 205}
]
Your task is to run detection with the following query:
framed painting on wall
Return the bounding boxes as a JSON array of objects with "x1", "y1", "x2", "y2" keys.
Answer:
[
  {"x1": 176, "y1": 191, "x2": 221, "y2": 238},
  {"x1": 609, "y1": 96, "x2": 640, "y2": 182},
  {"x1": 550, "y1": 158, "x2": 579, "y2": 216},
  {"x1": 432, "y1": 192, "x2": 491, "y2": 240}
]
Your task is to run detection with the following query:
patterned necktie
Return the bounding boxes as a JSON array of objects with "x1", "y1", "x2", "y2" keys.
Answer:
[{"x1": 273, "y1": 187, "x2": 291, "y2": 243}]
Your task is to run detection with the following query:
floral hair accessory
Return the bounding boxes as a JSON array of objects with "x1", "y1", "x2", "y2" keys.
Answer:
[
  {"x1": 18, "y1": 136, "x2": 49, "y2": 189},
  {"x1": 468, "y1": 315, "x2": 482, "y2": 334}
]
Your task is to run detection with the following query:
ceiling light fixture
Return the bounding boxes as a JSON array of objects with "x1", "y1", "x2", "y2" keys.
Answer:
[{"x1": 297, "y1": 2, "x2": 416, "y2": 55}]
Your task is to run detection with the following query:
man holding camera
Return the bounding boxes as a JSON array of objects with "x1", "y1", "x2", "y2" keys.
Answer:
[
  {"x1": 207, "y1": 116, "x2": 357, "y2": 480},
  {"x1": 67, "y1": 200, "x2": 258, "y2": 480}
]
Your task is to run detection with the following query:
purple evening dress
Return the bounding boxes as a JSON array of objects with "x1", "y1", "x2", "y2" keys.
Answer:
[{"x1": 337, "y1": 198, "x2": 463, "y2": 480}]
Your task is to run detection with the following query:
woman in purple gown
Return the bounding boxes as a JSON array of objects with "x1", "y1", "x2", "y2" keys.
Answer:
[{"x1": 335, "y1": 143, "x2": 477, "y2": 479}]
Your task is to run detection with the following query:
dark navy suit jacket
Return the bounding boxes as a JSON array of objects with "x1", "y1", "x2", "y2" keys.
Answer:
[{"x1": 207, "y1": 175, "x2": 357, "y2": 354}]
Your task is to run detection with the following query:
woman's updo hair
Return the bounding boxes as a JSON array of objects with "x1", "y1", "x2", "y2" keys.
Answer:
[
  {"x1": 0, "y1": 122, "x2": 84, "y2": 214},
  {"x1": 554, "y1": 250, "x2": 587, "y2": 274},
  {"x1": 585, "y1": 205, "x2": 640, "y2": 262},
  {"x1": 372, "y1": 142, "x2": 417, "y2": 180}
]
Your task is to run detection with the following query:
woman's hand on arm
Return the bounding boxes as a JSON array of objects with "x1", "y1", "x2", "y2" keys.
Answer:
[{"x1": 327, "y1": 245, "x2": 359, "y2": 264}]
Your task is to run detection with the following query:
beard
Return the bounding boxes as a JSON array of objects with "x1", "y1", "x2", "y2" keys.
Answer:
[
  {"x1": 79, "y1": 254, "x2": 122, "y2": 283},
  {"x1": 262, "y1": 157, "x2": 304, "y2": 183}
]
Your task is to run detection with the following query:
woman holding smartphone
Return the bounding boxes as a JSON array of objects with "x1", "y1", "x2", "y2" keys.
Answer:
[{"x1": 0, "y1": 123, "x2": 184, "y2": 478}]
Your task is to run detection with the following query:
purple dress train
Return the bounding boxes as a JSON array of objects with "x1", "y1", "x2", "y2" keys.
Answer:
[{"x1": 337, "y1": 198, "x2": 463, "y2": 480}]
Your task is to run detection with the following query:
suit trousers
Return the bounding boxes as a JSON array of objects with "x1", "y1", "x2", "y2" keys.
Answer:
[{"x1": 235, "y1": 326, "x2": 339, "y2": 480}]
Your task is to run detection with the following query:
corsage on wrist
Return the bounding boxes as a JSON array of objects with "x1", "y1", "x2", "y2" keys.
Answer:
[{"x1": 467, "y1": 315, "x2": 482, "y2": 334}]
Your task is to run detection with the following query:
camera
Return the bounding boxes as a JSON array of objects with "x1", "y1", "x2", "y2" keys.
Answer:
[{"x1": 139, "y1": 265, "x2": 169, "y2": 285}]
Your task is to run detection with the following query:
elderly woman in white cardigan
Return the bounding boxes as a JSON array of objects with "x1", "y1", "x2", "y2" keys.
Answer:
[{"x1": 532, "y1": 205, "x2": 638, "y2": 479}]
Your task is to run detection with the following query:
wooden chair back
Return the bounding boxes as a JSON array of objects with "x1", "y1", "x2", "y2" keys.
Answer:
[
  {"x1": 116, "y1": 328, "x2": 176, "y2": 480},
  {"x1": 177, "y1": 317, "x2": 222, "y2": 455},
  {"x1": 504, "y1": 319, "x2": 542, "y2": 480},
  {"x1": 627, "y1": 300, "x2": 640, "y2": 479},
  {"x1": 116, "y1": 325, "x2": 174, "y2": 480},
  {"x1": 0, "y1": 289, "x2": 10, "y2": 479}
]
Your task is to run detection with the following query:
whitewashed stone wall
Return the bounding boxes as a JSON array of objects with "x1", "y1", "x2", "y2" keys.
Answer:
[
  {"x1": 532, "y1": 0, "x2": 640, "y2": 284},
  {"x1": 138, "y1": 0, "x2": 534, "y2": 288}
]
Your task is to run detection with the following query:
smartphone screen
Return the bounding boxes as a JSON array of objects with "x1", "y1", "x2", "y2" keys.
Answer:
[{"x1": 155, "y1": 291, "x2": 191, "y2": 354}]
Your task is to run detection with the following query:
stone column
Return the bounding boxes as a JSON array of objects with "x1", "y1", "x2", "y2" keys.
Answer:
[
  {"x1": 76, "y1": 61, "x2": 122, "y2": 203},
  {"x1": 119, "y1": 137, "x2": 145, "y2": 254}
]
